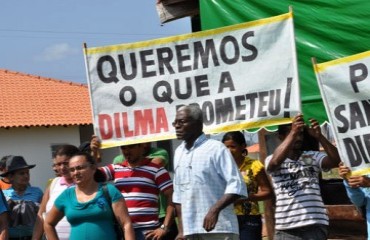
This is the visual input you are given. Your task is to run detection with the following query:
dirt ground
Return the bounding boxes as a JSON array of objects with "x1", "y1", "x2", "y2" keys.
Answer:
[{"x1": 261, "y1": 219, "x2": 367, "y2": 240}]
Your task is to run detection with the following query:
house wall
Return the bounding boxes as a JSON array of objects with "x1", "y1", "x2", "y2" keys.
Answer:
[
  {"x1": 0, "y1": 126, "x2": 119, "y2": 190},
  {"x1": 0, "y1": 126, "x2": 80, "y2": 190}
]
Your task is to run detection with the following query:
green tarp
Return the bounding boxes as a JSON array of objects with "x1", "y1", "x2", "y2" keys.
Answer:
[{"x1": 200, "y1": 0, "x2": 370, "y2": 127}]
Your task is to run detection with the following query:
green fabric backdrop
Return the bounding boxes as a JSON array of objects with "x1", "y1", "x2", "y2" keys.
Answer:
[{"x1": 200, "y1": 0, "x2": 370, "y2": 127}]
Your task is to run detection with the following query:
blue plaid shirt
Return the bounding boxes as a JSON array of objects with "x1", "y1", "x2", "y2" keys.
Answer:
[{"x1": 173, "y1": 133, "x2": 247, "y2": 236}]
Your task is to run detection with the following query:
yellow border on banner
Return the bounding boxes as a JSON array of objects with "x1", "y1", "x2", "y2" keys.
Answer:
[
  {"x1": 207, "y1": 118, "x2": 293, "y2": 134},
  {"x1": 84, "y1": 12, "x2": 292, "y2": 55},
  {"x1": 351, "y1": 167, "x2": 370, "y2": 176},
  {"x1": 101, "y1": 133, "x2": 177, "y2": 149},
  {"x1": 99, "y1": 118, "x2": 293, "y2": 148},
  {"x1": 314, "y1": 50, "x2": 370, "y2": 73}
]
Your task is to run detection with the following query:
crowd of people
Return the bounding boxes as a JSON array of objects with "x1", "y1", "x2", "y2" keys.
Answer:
[{"x1": 0, "y1": 105, "x2": 368, "y2": 240}]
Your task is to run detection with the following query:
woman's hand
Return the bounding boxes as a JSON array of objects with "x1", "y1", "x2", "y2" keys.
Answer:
[
  {"x1": 90, "y1": 135, "x2": 102, "y2": 162},
  {"x1": 339, "y1": 162, "x2": 370, "y2": 188},
  {"x1": 338, "y1": 162, "x2": 350, "y2": 179},
  {"x1": 44, "y1": 206, "x2": 64, "y2": 240},
  {"x1": 113, "y1": 199, "x2": 135, "y2": 240},
  {"x1": 347, "y1": 176, "x2": 370, "y2": 188}
]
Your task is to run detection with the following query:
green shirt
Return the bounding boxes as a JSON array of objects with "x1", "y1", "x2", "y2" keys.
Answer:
[{"x1": 113, "y1": 147, "x2": 169, "y2": 165}]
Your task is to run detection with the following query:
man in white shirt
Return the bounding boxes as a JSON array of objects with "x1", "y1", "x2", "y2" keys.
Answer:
[{"x1": 172, "y1": 105, "x2": 247, "y2": 240}]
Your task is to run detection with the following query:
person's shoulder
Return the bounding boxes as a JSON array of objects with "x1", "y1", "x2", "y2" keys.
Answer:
[
  {"x1": 55, "y1": 187, "x2": 74, "y2": 204},
  {"x1": 174, "y1": 141, "x2": 185, "y2": 151},
  {"x1": 28, "y1": 186, "x2": 44, "y2": 194},
  {"x1": 146, "y1": 159, "x2": 166, "y2": 169},
  {"x1": 51, "y1": 176, "x2": 63, "y2": 185},
  {"x1": 306, "y1": 150, "x2": 326, "y2": 161},
  {"x1": 28, "y1": 185, "x2": 42, "y2": 190},
  {"x1": 205, "y1": 138, "x2": 225, "y2": 148},
  {"x1": 264, "y1": 154, "x2": 274, "y2": 168},
  {"x1": 104, "y1": 182, "x2": 115, "y2": 188},
  {"x1": 105, "y1": 183, "x2": 121, "y2": 192},
  {"x1": 103, "y1": 183, "x2": 117, "y2": 191},
  {"x1": 103, "y1": 163, "x2": 120, "y2": 169},
  {"x1": 60, "y1": 186, "x2": 75, "y2": 196},
  {"x1": 2, "y1": 188, "x2": 12, "y2": 195}
]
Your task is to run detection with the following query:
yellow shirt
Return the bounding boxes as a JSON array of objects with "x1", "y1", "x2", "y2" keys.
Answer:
[{"x1": 234, "y1": 157, "x2": 264, "y2": 216}]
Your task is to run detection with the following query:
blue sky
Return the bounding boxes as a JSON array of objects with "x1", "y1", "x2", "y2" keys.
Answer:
[{"x1": 0, "y1": 1, "x2": 191, "y2": 83}]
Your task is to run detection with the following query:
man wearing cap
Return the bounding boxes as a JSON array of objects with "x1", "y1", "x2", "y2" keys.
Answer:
[{"x1": 2, "y1": 156, "x2": 43, "y2": 240}]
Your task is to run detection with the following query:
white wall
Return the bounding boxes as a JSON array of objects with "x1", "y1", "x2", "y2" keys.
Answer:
[
  {"x1": 0, "y1": 126, "x2": 124, "y2": 190},
  {"x1": 0, "y1": 126, "x2": 81, "y2": 190}
]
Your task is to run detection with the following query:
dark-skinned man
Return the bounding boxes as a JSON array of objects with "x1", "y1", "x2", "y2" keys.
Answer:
[
  {"x1": 265, "y1": 114, "x2": 340, "y2": 240},
  {"x1": 172, "y1": 105, "x2": 247, "y2": 240}
]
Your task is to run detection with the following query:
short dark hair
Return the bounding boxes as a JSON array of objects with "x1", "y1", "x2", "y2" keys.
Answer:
[
  {"x1": 301, "y1": 127, "x2": 320, "y2": 151},
  {"x1": 278, "y1": 123, "x2": 292, "y2": 136},
  {"x1": 71, "y1": 152, "x2": 96, "y2": 165},
  {"x1": 54, "y1": 145, "x2": 79, "y2": 158},
  {"x1": 222, "y1": 131, "x2": 247, "y2": 146},
  {"x1": 0, "y1": 155, "x2": 11, "y2": 171},
  {"x1": 70, "y1": 152, "x2": 102, "y2": 183},
  {"x1": 277, "y1": 124, "x2": 320, "y2": 151},
  {"x1": 78, "y1": 141, "x2": 91, "y2": 154},
  {"x1": 120, "y1": 143, "x2": 151, "y2": 155}
]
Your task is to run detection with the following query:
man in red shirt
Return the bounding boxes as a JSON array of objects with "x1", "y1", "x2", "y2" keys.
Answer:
[{"x1": 92, "y1": 140, "x2": 175, "y2": 240}]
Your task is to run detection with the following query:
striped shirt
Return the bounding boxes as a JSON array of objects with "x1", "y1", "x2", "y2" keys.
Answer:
[
  {"x1": 100, "y1": 159, "x2": 173, "y2": 229},
  {"x1": 265, "y1": 151, "x2": 329, "y2": 230}
]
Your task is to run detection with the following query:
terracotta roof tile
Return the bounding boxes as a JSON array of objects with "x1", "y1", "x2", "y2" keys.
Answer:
[
  {"x1": 0, "y1": 69, "x2": 92, "y2": 128},
  {"x1": 247, "y1": 143, "x2": 259, "y2": 153}
]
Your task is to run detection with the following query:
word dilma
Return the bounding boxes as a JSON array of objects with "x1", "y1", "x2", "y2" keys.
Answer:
[{"x1": 98, "y1": 108, "x2": 169, "y2": 140}]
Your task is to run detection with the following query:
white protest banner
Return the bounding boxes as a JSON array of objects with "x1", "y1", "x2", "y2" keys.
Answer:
[
  {"x1": 314, "y1": 51, "x2": 370, "y2": 175},
  {"x1": 84, "y1": 11, "x2": 300, "y2": 148}
]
